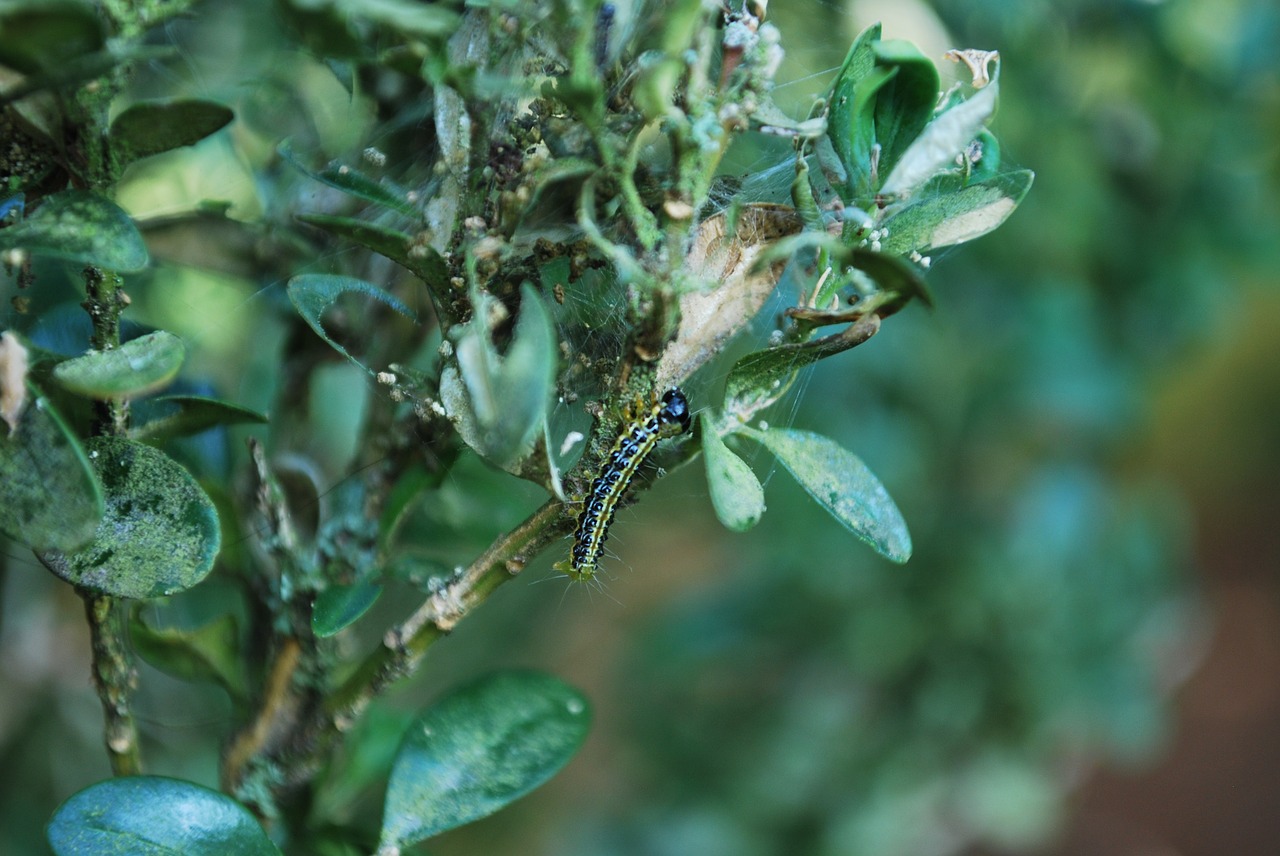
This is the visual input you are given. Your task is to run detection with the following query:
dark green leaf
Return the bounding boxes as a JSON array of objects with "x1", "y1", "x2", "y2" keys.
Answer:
[
  {"x1": 131, "y1": 395, "x2": 267, "y2": 442},
  {"x1": 443, "y1": 285, "x2": 555, "y2": 467},
  {"x1": 871, "y1": 39, "x2": 941, "y2": 185},
  {"x1": 296, "y1": 213, "x2": 448, "y2": 291},
  {"x1": 0, "y1": 190, "x2": 149, "y2": 271},
  {"x1": 312, "y1": 580, "x2": 382, "y2": 638},
  {"x1": 52, "y1": 331, "x2": 185, "y2": 399},
  {"x1": 0, "y1": 45, "x2": 176, "y2": 108},
  {"x1": 827, "y1": 22, "x2": 881, "y2": 173},
  {"x1": 0, "y1": 380, "x2": 103, "y2": 551},
  {"x1": 280, "y1": 141, "x2": 420, "y2": 219},
  {"x1": 879, "y1": 169, "x2": 1034, "y2": 253},
  {"x1": 109, "y1": 99, "x2": 235, "y2": 171},
  {"x1": 752, "y1": 428, "x2": 911, "y2": 562},
  {"x1": 722, "y1": 317, "x2": 881, "y2": 422},
  {"x1": 378, "y1": 465, "x2": 433, "y2": 551},
  {"x1": 850, "y1": 248, "x2": 933, "y2": 313},
  {"x1": 0, "y1": 0, "x2": 104, "y2": 75},
  {"x1": 130, "y1": 612, "x2": 248, "y2": 703},
  {"x1": 47, "y1": 776, "x2": 280, "y2": 856},
  {"x1": 286, "y1": 274, "x2": 417, "y2": 371},
  {"x1": 38, "y1": 438, "x2": 221, "y2": 598},
  {"x1": 314, "y1": 705, "x2": 417, "y2": 821},
  {"x1": 380, "y1": 671, "x2": 591, "y2": 848},
  {"x1": 701, "y1": 415, "x2": 765, "y2": 532}
]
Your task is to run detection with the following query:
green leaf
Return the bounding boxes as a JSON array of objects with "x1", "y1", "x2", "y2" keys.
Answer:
[
  {"x1": 315, "y1": 705, "x2": 416, "y2": 821},
  {"x1": 0, "y1": 190, "x2": 149, "y2": 271},
  {"x1": 827, "y1": 23, "x2": 880, "y2": 160},
  {"x1": 723, "y1": 315, "x2": 880, "y2": 422},
  {"x1": 280, "y1": 141, "x2": 420, "y2": 219},
  {"x1": 751, "y1": 427, "x2": 911, "y2": 563},
  {"x1": 0, "y1": 380, "x2": 103, "y2": 551},
  {"x1": 827, "y1": 23, "x2": 889, "y2": 198},
  {"x1": 52, "y1": 331, "x2": 185, "y2": 399},
  {"x1": 0, "y1": 0, "x2": 104, "y2": 75},
  {"x1": 286, "y1": 274, "x2": 417, "y2": 371},
  {"x1": 37, "y1": 438, "x2": 221, "y2": 598},
  {"x1": 850, "y1": 247, "x2": 933, "y2": 313},
  {"x1": 378, "y1": 465, "x2": 433, "y2": 551},
  {"x1": 443, "y1": 285, "x2": 555, "y2": 468},
  {"x1": 343, "y1": 0, "x2": 459, "y2": 38},
  {"x1": 880, "y1": 80, "x2": 999, "y2": 198},
  {"x1": 130, "y1": 612, "x2": 248, "y2": 703},
  {"x1": 108, "y1": 99, "x2": 235, "y2": 171},
  {"x1": 47, "y1": 776, "x2": 280, "y2": 856},
  {"x1": 870, "y1": 39, "x2": 941, "y2": 186},
  {"x1": 380, "y1": 671, "x2": 591, "y2": 848},
  {"x1": 312, "y1": 580, "x2": 382, "y2": 638},
  {"x1": 701, "y1": 415, "x2": 765, "y2": 532},
  {"x1": 880, "y1": 169, "x2": 1034, "y2": 253},
  {"x1": 130, "y1": 395, "x2": 268, "y2": 442},
  {"x1": 296, "y1": 213, "x2": 448, "y2": 292}
]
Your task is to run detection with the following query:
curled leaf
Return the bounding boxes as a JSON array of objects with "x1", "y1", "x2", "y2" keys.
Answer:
[
  {"x1": 701, "y1": 415, "x2": 765, "y2": 532},
  {"x1": 657, "y1": 204, "x2": 801, "y2": 389}
]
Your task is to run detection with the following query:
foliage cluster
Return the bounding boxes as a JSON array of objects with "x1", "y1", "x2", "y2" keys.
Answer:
[{"x1": 0, "y1": 0, "x2": 1216, "y2": 854}]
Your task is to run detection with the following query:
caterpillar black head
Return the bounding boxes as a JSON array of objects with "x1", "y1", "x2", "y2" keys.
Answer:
[{"x1": 556, "y1": 386, "x2": 693, "y2": 582}]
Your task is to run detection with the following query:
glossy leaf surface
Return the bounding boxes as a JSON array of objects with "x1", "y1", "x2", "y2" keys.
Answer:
[
  {"x1": 380, "y1": 671, "x2": 591, "y2": 848},
  {"x1": 47, "y1": 776, "x2": 279, "y2": 856},
  {"x1": 312, "y1": 580, "x2": 383, "y2": 638}
]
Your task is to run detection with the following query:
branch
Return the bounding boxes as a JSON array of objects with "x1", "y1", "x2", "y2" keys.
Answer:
[{"x1": 82, "y1": 594, "x2": 142, "y2": 775}]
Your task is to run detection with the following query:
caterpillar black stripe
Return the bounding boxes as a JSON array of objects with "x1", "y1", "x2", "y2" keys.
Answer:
[{"x1": 560, "y1": 387, "x2": 692, "y2": 581}]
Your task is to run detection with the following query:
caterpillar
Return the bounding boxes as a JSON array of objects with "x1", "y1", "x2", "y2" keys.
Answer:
[{"x1": 559, "y1": 387, "x2": 692, "y2": 582}]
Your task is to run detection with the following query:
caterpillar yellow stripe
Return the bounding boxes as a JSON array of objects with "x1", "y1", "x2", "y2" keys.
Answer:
[{"x1": 558, "y1": 388, "x2": 692, "y2": 581}]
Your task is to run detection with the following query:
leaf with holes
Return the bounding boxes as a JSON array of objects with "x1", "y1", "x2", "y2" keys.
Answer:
[
  {"x1": 880, "y1": 169, "x2": 1034, "y2": 254},
  {"x1": 444, "y1": 285, "x2": 555, "y2": 468}
]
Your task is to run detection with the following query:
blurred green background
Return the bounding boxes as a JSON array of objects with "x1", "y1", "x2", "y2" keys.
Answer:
[{"x1": 4, "y1": 0, "x2": 1280, "y2": 853}]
